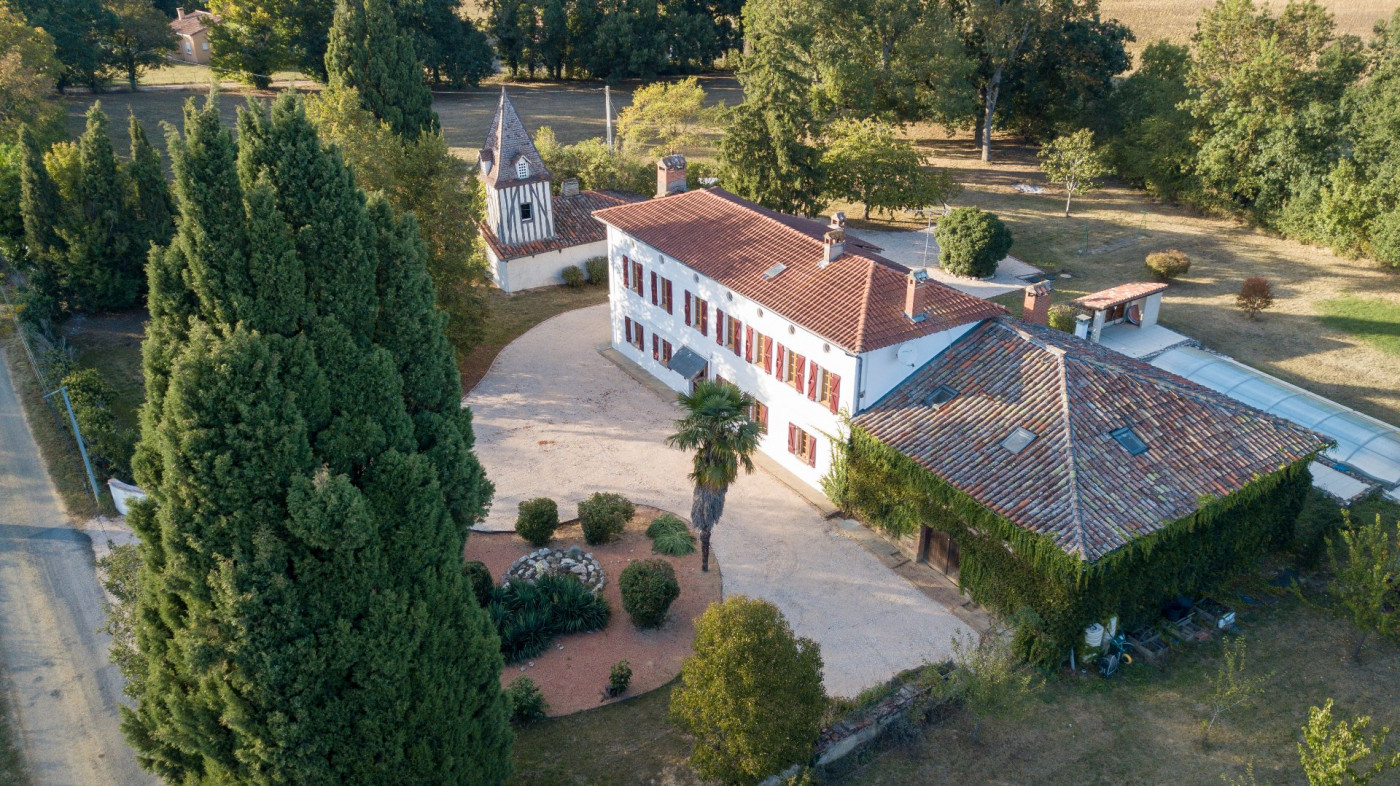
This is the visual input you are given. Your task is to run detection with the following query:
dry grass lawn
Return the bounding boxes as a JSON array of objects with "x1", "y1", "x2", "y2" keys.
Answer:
[{"x1": 847, "y1": 132, "x2": 1400, "y2": 425}]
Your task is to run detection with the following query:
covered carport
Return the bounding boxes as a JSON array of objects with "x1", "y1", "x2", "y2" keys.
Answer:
[{"x1": 1152, "y1": 347, "x2": 1400, "y2": 498}]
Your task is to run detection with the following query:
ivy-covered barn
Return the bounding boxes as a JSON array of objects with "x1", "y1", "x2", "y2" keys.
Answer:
[{"x1": 837, "y1": 319, "x2": 1329, "y2": 662}]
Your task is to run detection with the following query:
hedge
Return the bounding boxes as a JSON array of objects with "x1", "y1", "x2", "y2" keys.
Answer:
[{"x1": 835, "y1": 425, "x2": 1314, "y2": 664}]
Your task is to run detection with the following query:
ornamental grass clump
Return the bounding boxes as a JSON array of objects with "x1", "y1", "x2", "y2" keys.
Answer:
[
  {"x1": 620, "y1": 559, "x2": 680, "y2": 629},
  {"x1": 647, "y1": 513, "x2": 697, "y2": 556},
  {"x1": 516, "y1": 497, "x2": 559, "y2": 546},
  {"x1": 489, "y1": 575, "x2": 610, "y2": 663},
  {"x1": 579, "y1": 492, "x2": 635, "y2": 545}
]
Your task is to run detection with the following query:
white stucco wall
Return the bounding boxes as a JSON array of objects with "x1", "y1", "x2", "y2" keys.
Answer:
[
  {"x1": 488, "y1": 240, "x2": 608, "y2": 293},
  {"x1": 605, "y1": 227, "x2": 965, "y2": 491}
]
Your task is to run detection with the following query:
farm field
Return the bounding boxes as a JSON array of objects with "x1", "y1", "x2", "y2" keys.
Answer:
[{"x1": 1102, "y1": 0, "x2": 1398, "y2": 57}]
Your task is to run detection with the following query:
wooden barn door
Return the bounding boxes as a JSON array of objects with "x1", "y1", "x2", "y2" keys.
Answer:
[{"x1": 919, "y1": 527, "x2": 961, "y2": 582}]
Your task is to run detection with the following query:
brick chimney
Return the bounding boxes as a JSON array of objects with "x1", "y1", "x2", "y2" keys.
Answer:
[
  {"x1": 904, "y1": 269, "x2": 931, "y2": 322},
  {"x1": 655, "y1": 155, "x2": 687, "y2": 198},
  {"x1": 560, "y1": 177, "x2": 580, "y2": 197},
  {"x1": 1022, "y1": 281, "x2": 1053, "y2": 326}
]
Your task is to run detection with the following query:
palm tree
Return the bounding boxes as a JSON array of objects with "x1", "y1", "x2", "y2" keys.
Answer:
[{"x1": 666, "y1": 380, "x2": 762, "y2": 572}]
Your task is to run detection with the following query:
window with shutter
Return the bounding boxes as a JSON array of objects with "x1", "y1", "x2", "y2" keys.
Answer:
[
  {"x1": 684, "y1": 291, "x2": 691, "y2": 324},
  {"x1": 827, "y1": 373, "x2": 841, "y2": 413},
  {"x1": 661, "y1": 279, "x2": 673, "y2": 313},
  {"x1": 763, "y1": 336, "x2": 774, "y2": 374},
  {"x1": 808, "y1": 362, "x2": 818, "y2": 400},
  {"x1": 624, "y1": 316, "x2": 632, "y2": 344},
  {"x1": 662, "y1": 340, "x2": 673, "y2": 364},
  {"x1": 631, "y1": 261, "x2": 644, "y2": 295},
  {"x1": 749, "y1": 401, "x2": 769, "y2": 434},
  {"x1": 715, "y1": 309, "x2": 725, "y2": 345},
  {"x1": 700, "y1": 301, "x2": 709, "y2": 336},
  {"x1": 622, "y1": 256, "x2": 630, "y2": 288},
  {"x1": 652, "y1": 334, "x2": 659, "y2": 361},
  {"x1": 775, "y1": 344, "x2": 785, "y2": 378},
  {"x1": 650, "y1": 272, "x2": 658, "y2": 305},
  {"x1": 788, "y1": 425, "x2": 816, "y2": 466},
  {"x1": 744, "y1": 326, "x2": 754, "y2": 362},
  {"x1": 727, "y1": 316, "x2": 742, "y2": 356}
]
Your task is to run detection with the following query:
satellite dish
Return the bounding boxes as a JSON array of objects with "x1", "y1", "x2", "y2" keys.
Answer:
[{"x1": 896, "y1": 343, "x2": 916, "y2": 367}]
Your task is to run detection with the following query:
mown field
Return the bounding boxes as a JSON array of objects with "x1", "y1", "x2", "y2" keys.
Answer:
[{"x1": 1103, "y1": 0, "x2": 1398, "y2": 56}]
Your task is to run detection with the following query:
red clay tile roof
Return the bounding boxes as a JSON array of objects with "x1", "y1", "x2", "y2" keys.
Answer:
[
  {"x1": 170, "y1": 9, "x2": 217, "y2": 36},
  {"x1": 479, "y1": 190, "x2": 643, "y2": 261},
  {"x1": 854, "y1": 319, "x2": 1329, "y2": 562},
  {"x1": 1073, "y1": 282, "x2": 1168, "y2": 311},
  {"x1": 592, "y1": 188, "x2": 1005, "y2": 353},
  {"x1": 479, "y1": 90, "x2": 550, "y2": 188}
]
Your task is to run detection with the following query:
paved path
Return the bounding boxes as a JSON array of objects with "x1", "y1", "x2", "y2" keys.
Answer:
[
  {"x1": 466, "y1": 304, "x2": 972, "y2": 697},
  {"x1": 0, "y1": 346, "x2": 153, "y2": 785}
]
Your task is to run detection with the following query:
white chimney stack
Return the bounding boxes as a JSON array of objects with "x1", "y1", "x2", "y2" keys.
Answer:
[{"x1": 821, "y1": 229, "x2": 845, "y2": 267}]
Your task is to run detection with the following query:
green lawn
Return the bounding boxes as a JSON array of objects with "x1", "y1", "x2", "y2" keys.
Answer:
[
  {"x1": 1317, "y1": 295, "x2": 1400, "y2": 359},
  {"x1": 510, "y1": 681, "x2": 700, "y2": 785}
]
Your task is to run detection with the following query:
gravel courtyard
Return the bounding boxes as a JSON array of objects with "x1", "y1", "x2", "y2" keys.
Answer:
[{"x1": 464, "y1": 304, "x2": 972, "y2": 697}]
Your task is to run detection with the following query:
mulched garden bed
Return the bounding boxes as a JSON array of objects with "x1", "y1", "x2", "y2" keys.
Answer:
[{"x1": 465, "y1": 505, "x2": 721, "y2": 716}]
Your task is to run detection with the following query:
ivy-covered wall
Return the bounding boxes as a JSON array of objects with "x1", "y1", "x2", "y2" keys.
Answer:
[{"x1": 838, "y1": 426, "x2": 1314, "y2": 664}]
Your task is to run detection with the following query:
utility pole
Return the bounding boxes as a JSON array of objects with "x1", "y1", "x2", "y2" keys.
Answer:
[{"x1": 605, "y1": 85, "x2": 614, "y2": 153}]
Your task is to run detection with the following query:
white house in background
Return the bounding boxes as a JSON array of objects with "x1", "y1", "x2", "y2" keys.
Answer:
[
  {"x1": 592, "y1": 160, "x2": 1006, "y2": 488},
  {"x1": 477, "y1": 90, "x2": 643, "y2": 292}
]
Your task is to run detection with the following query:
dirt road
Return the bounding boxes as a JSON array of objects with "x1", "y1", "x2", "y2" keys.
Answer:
[{"x1": 0, "y1": 349, "x2": 153, "y2": 784}]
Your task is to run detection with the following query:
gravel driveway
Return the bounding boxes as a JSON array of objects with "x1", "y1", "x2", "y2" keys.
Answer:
[{"x1": 465, "y1": 304, "x2": 971, "y2": 697}]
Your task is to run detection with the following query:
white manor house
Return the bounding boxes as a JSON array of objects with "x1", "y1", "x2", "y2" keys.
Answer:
[{"x1": 593, "y1": 161, "x2": 1004, "y2": 488}]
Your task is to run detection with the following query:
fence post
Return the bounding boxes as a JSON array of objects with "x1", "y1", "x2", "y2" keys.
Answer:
[{"x1": 46, "y1": 386, "x2": 101, "y2": 505}]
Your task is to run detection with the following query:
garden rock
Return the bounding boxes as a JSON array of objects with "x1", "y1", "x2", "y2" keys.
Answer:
[{"x1": 506, "y1": 547, "x2": 606, "y2": 593}]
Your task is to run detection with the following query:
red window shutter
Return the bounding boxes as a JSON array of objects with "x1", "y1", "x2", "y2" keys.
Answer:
[
  {"x1": 745, "y1": 326, "x2": 754, "y2": 362},
  {"x1": 716, "y1": 309, "x2": 725, "y2": 345},
  {"x1": 829, "y1": 373, "x2": 841, "y2": 413},
  {"x1": 624, "y1": 316, "x2": 632, "y2": 343},
  {"x1": 622, "y1": 257, "x2": 630, "y2": 289},
  {"x1": 637, "y1": 324, "x2": 644, "y2": 347},
  {"x1": 787, "y1": 424, "x2": 796, "y2": 454},
  {"x1": 665, "y1": 281, "x2": 673, "y2": 314},
  {"x1": 650, "y1": 272, "x2": 658, "y2": 305},
  {"x1": 808, "y1": 364, "x2": 819, "y2": 400},
  {"x1": 775, "y1": 344, "x2": 785, "y2": 378},
  {"x1": 807, "y1": 435, "x2": 817, "y2": 467},
  {"x1": 764, "y1": 337, "x2": 774, "y2": 374},
  {"x1": 795, "y1": 355, "x2": 806, "y2": 392},
  {"x1": 684, "y1": 292, "x2": 691, "y2": 325},
  {"x1": 701, "y1": 302, "x2": 709, "y2": 336},
  {"x1": 652, "y1": 334, "x2": 659, "y2": 360}
]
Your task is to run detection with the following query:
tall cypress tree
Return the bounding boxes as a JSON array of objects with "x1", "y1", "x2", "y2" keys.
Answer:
[
  {"x1": 123, "y1": 92, "x2": 508, "y2": 783},
  {"x1": 59, "y1": 103, "x2": 145, "y2": 311},
  {"x1": 17, "y1": 124, "x2": 65, "y2": 317},
  {"x1": 325, "y1": 0, "x2": 439, "y2": 140},
  {"x1": 126, "y1": 114, "x2": 174, "y2": 256}
]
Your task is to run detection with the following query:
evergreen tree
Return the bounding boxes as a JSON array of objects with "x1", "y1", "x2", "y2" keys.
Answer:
[
  {"x1": 16, "y1": 124, "x2": 65, "y2": 318},
  {"x1": 326, "y1": 0, "x2": 439, "y2": 140},
  {"x1": 58, "y1": 103, "x2": 144, "y2": 311},
  {"x1": 126, "y1": 114, "x2": 174, "y2": 255},
  {"x1": 123, "y1": 92, "x2": 508, "y2": 782},
  {"x1": 539, "y1": 0, "x2": 568, "y2": 79}
]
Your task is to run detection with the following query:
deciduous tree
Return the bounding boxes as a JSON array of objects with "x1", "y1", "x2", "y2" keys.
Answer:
[
  {"x1": 102, "y1": 0, "x2": 175, "y2": 90},
  {"x1": 1235, "y1": 276, "x2": 1274, "y2": 319},
  {"x1": 1299, "y1": 699, "x2": 1400, "y2": 786},
  {"x1": 1328, "y1": 513, "x2": 1400, "y2": 661},
  {"x1": 12, "y1": 0, "x2": 115, "y2": 90},
  {"x1": 948, "y1": 625, "x2": 1040, "y2": 743},
  {"x1": 1200, "y1": 635, "x2": 1269, "y2": 749},
  {"x1": 0, "y1": 4, "x2": 63, "y2": 140},
  {"x1": 1038, "y1": 128, "x2": 1108, "y2": 217},
  {"x1": 670, "y1": 596, "x2": 825, "y2": 785},
  {"x1": 617, "y1": 76, "x2": 716, "y2": 156},
  {"x1": 822, "y1": 118, "x2": 957, "y2": 220}
]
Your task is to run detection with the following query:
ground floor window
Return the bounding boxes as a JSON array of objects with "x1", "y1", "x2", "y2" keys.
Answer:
[
  {"x1": 652, "y1": 335, "x2": 673, "y2": 364},
  {"x1": 625, "y1": 316, "x2": 645, "y2": 351},
  {"x1": 787, "y1": 424, "x2": 816, "y2": 467},
  {"x1": 750, "y1": 400, "x2": 769, "y2": 434}
]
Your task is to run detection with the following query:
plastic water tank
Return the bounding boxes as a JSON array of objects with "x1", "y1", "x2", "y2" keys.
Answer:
[{"x1": 1084, "y1": 623, "x2": 1104, "y2": 648}]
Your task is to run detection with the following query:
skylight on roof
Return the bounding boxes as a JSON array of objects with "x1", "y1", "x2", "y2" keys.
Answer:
[
  {"x1": 1110, "y1": 426, "x2": 1149, "y2": 456},
  {"x1": 1000, "y1": 427, "x2": 1037, "y2": 455},
  {"x1": 762, "y1": 263, "x2": 787, "y2": 280},
  {"x1": 923, "y1": 385, "x2": 958, "y2": 410}
]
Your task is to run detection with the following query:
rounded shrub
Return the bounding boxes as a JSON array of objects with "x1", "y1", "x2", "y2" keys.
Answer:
[
  {"x1": 646, "y1": 513, "x2": 688, "y2": 539},
  {"x1": 579, "y1": 492, "x2": 634, "y2": 545},
  {"x1": 1144, "y1": 249, "x2": 1190, "y2": 281},
  {"x1": 505, "y1": 675, "x2": 548, "y2": 725},
  {"x1": 934, "y1": 207, "x2": 1013, "y2": 279},
  {"x1": 561, "y1": 264, "x2": 586, "y2": 288},
  {"x1": 1047, "y1": 304, "x2": 1078, "y2": 333},
  {"x1": 1370, "y1": 209, "x2": 1400, "y2": 269},
  {"x1": 462, "y1": 560, "x2": 494, "y2": 607},
  {"x1": 516, "y1": 497, "x2": 559, "y2": 546},
  {"x1": 584, "y1": 256, "x2": 609, "y2": 284},
  {"x1": 619, "y1": 558, "x2": 680, "y2": 629}
]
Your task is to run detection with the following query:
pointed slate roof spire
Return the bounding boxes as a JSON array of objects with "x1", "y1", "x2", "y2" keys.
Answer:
[{"x1": 480, "y1": 88, "x2": 550, "y2": 188}]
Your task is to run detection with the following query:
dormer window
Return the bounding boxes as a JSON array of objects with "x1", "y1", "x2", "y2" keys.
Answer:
[{"x1": 516, "y1": 159, "x2": 530, "y2": 179}]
